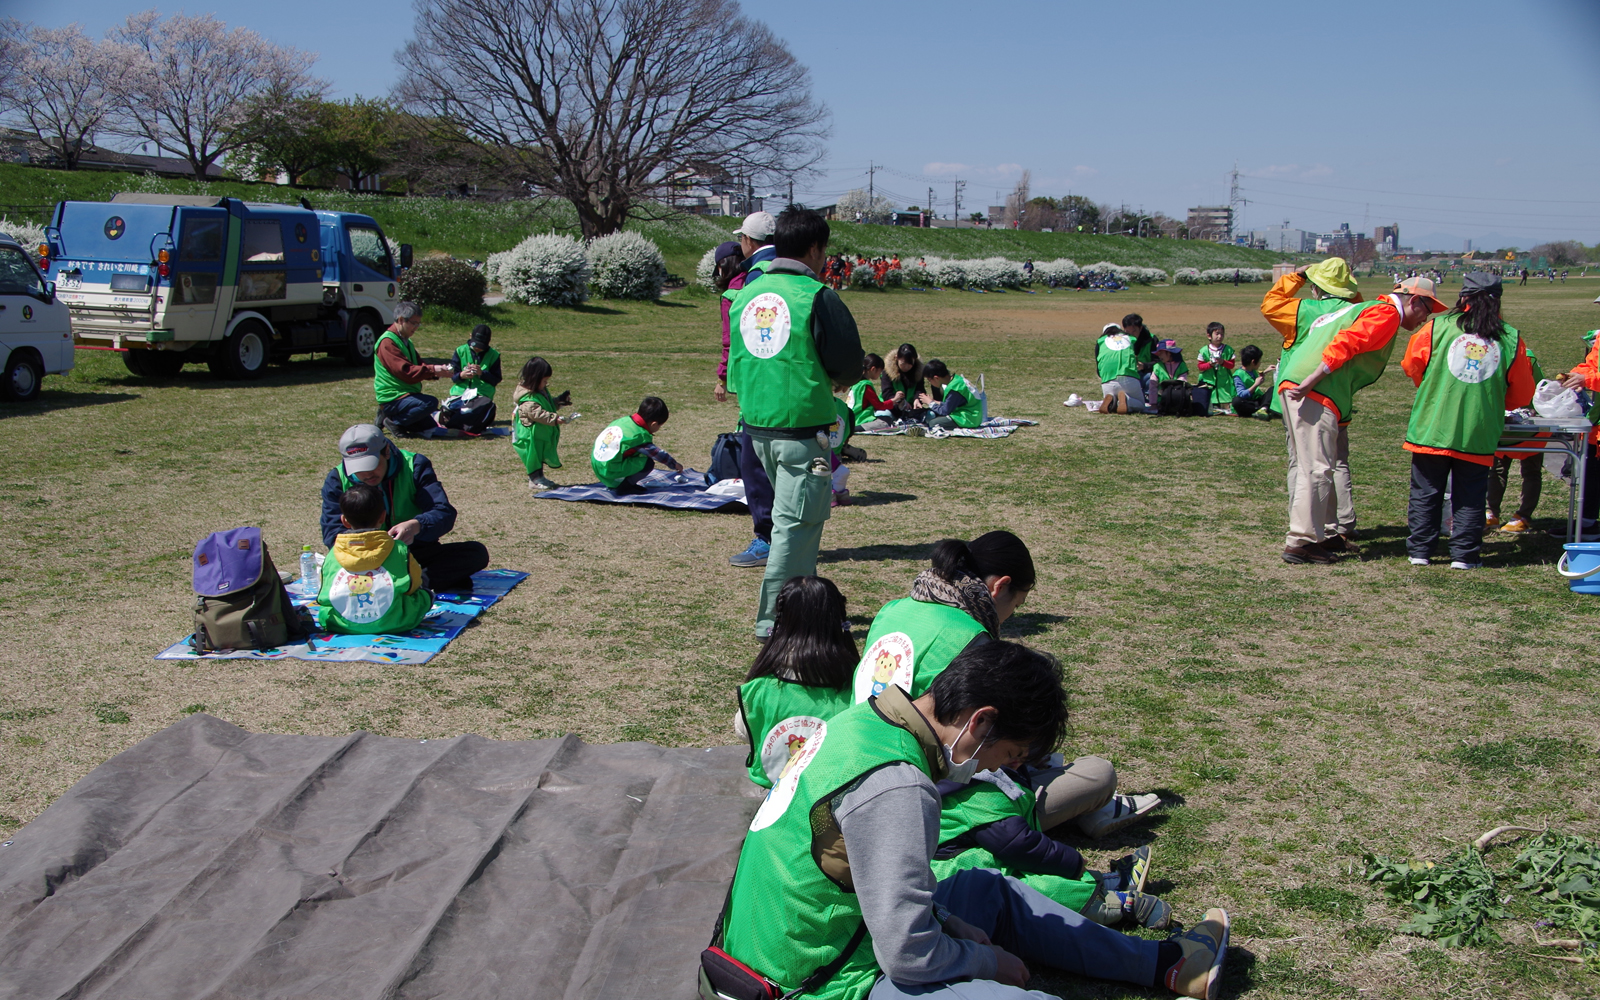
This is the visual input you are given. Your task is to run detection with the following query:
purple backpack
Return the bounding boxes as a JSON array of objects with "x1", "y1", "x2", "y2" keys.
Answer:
[{"x1": 191, "y1": 527, "x2": 303, "y2": 651}]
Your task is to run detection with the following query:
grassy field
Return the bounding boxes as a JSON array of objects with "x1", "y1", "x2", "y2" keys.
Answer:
[
  {"x1": 3, "y1": 275, "x2": 1599, "y2": 998},
  {"x1": 0, "y1": 163, "x2": 1288, "y2": 279}
]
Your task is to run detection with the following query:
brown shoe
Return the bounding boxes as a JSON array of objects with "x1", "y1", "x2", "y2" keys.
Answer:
[
  {"x1": 1282, "y1": 543, "x2": 1334, "y2": 565},
  {"x1": 1321, "y1": 533, "x2": 1362, "y2": 556}
]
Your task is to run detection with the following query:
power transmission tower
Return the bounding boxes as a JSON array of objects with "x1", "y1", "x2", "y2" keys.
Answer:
[
  {"x1": 953, "y1": 178, "x2": 965, "y2": 224},
  {"x1": 1228, "y1": 164, "x2": 1246, "y2": 241}
]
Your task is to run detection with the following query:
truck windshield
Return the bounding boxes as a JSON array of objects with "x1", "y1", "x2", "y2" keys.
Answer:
[
  {"x1": 347, "y1": 225, "x2": 392, "y2": 277},
  {"x1": 0, "y1": 246, "x2": 46, "y2": 296}
]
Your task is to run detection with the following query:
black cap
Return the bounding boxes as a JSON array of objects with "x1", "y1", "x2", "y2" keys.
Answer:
[
  {"x1": 1462, "y1": 272, "x2": 1501, "y2": 295},
  {"x1": 469, "y1": 324, "x2": 492, "y2": 347}
]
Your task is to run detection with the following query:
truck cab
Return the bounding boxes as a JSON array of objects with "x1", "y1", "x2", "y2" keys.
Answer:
[
  {"x1": 42, "y1": 193, "x2": 411, "y2": 380},
  {"x1": 0, "y1": 229, "x2": 73, "y2": 400}
]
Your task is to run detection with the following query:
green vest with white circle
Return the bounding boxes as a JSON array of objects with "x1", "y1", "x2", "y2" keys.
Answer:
[
  {"x1": 373, "y1": 330, "x2": 421, "y2": 404},
  {"x1": 723, "y1": 694, "x2": 936, "y2": 1000},
  {"x1": 513, "y1": 389, "x2": 562, "y2": 470},
  {"x1": 590, "y1": 415, "x2": 653, "y2": 487},
  {"x1": 944, "y1": 374, "x2": 984, "y2": 428},
  {"x1": 1278, "y1": 298, "x2": 1400, "y2": 422},
  {"x1": 449, "y1": 344, "x2": 501, "y2": 399},
  {"x1": 845, "y1": 379, "x2": 878, "y2": 425},
  {"x1": 728, "y1": 272, "x2": 838, "y2": 430},
  {"x1": 313, "y1": 534, "x2": 432, "y2": 635},
  {"x1": 1405, "y1": 315, "x2": 1520, "y2": 458},
  {"x1": 1095, "y1": 332, "x2": 1139, "y2": 382},
  {"x1": 335, "y1": 449, "x2": 422, "y2": 528},
  {"x1": 852, "y1": 597, "x2": 988, "y2": 703},
  {"x1": 736, "y1": 676, "x2": 856, "y2": 788},
  {"x1": 931, "y1": 775, "x2": 1100, "y2": 913}
]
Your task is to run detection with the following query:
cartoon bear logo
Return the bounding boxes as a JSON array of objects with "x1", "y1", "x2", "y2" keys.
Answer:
[
  {"x1": 592, "y1": 424, "x2": 624, "y2": 462},
  {"x1": 330, "y1": 567, "x2": 396, "y2": 623},
  {"x1": 739, "y1": 293, "x2": 791, "y2": 359},
  {"x1": 753, "y1": 305, "x2": 778, "y2": 342},
  {"x1": 1446, "y1": 335, "x2": 1500, "y2": 385},
  {"x1": 1104, "y1": 333, "x2": 1131, "y2": 352},
  {"x1": 854, "y1": 632, "x2": 916, "y2": 702},
  {"x1": 752, "y1": 720, "x2": 829, "y2": 830}
]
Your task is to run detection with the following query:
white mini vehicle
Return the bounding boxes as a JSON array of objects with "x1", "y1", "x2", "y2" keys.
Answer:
[{"x1": 0, "y1": 230, "x2": 73, "y2": 400}]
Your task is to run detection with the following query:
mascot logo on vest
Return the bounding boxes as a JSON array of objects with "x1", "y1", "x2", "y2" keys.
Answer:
[
  {"x1": 1103, "y1": 333, "x2": 1131, "y2": 352},
  {"x1": 592, "y1": 423, "x2": 625, "y2": 462},
  {"x1": 829, "y1": 415, "x2": 846, "y2": 451},
  {"x1": 1447, "y1": 336, "x2": 1500, "y2": 385},
  {"x1": 853, "y1": 632, "x2": 915, "y2": 703},
  {"x1": 760, "y1": 715, "x2": 826, "y2": 786},
  {"x1": 739, "y1": 292, "x2": 791, "y2": 360},
  {"x1": 330, "y1": 567, "x2": 396, "y2": 623},
  {"x1": 750, "y1": 720, "x2": 828, "y2": 831}
]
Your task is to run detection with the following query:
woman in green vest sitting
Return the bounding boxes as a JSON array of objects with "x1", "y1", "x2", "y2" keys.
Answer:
[
  {"x1": 879, "y1": 343, "x2": 926, "y2": 422},
  {"x1": 443, "y1": 324, "x2": 502, "y2": 434},
  {"x1": 917, "y1": 359, "x2": 984, "y2": 430},
  {"x1": 734, "y1": 575, "x2": 858, "y2": 788},
  {"x1": 852, "y1": 532, "x2": 1158, "y2": 840}
]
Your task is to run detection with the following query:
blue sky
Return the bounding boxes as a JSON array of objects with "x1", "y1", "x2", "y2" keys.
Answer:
[{"x1": 27, "y1": 0, "x2": 1600, "y2": 248}]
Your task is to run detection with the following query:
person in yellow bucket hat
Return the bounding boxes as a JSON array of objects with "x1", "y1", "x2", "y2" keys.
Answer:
[
  {"x1": 1260, "y1": 258, "x2": 1364, "y2": 553},
  {"x1": 1276, "y1": 274, "x2": 1448, "y2": 564}
]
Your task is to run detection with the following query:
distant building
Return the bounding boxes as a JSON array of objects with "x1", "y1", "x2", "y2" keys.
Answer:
[
  {"x1": 1250, "y1": 227, "x2": 1315, "y2": 253},
  {"x1": 1, "y1": 128, "x2": 225, "y2": 179},
  {"x1": 1187, "y1": 205, "x2": 1233, "y2": 242},
  {"x1": 1322, "y1": 223, "x2": 1376, "y2": 264},
  {"x1": 661, "y1": 164, "x2": 761, "y2": 217},
  {"x1": 1374, "y1": 224, "x2": 1400, "y2": 255}
]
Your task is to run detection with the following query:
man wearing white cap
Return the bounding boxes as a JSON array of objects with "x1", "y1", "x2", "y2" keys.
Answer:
[
  {"x1": 1277, "y1": 276, "x2": 1448, "y2": 564},
  {"x1": 320, "y1": 424, "x2": 490, "y2": 591}
]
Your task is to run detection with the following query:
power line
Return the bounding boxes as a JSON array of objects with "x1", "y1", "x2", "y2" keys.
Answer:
[{"x1": 1239, "y1": 172, "x2": 1600, "y2": 206}]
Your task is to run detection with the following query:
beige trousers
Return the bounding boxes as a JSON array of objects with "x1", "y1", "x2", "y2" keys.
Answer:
[
  {"x1": 1285, "y1": 416, "x2": 1356, "y2": 536},
  {"x1": 1284, "y1": 394, "x2": 1342, "y2": 547},
  {"x1": 1032, "y1": 755, "x2": 1117, "y2": 832}
]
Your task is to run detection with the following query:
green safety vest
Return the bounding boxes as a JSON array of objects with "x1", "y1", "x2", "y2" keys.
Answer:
[
  {"x1": 724, "y1": 688, "x2": 942, "y2": 1000},
  {"x1": 1405, "y1": 314, "x2": 1521, "y2": 458},
  {"x1": 846, "y1": 379, "x2": 880, "y2": 425},
  {"x1": 336, "y1": 449, "x2": 422, "y2": 529},
  {"x1": 829, "y1": 396, "x2": 853, "y2": 456},
  {"x1": 736, "y1": 676, "x2": 856, "y2": 788},
  {"x1": 931, "y1": 776, "x2": 1100, "y2": 913},
  {"x1": 591, "y1": 415, "x2": 653, "y2": 487},
  {"x1": 727, "y1": 272, "x2": 837, "y2": 430},
  {"x1": 513, "y1": 388, "x2": 562, "y2": 471},
  {"x1": 1195, "y1": 344, "x2": 1236, "y2": 404},
  {"x1": 852, "y1": 598, "x2": 988, "y2": 703},
  {"x1": 313, "y1": 531, "x2": 432, "y2": 635},
  {"x1": 1150, "y1": 359, "x2": 1189, "y2": 383},
  {"x1": 1269, "y1": 295, "x2": 1357, "y2": 417},
  {"x1": 1095, "y1": 332, "x2": 1138, "y2": 382},
  {"x1": 721, "y1": 257, "x2": 774, "y2": 306},
  {"x1": 449, "y1": 344, "x2": 501, "y2": 399},
  {"x1": 373, "y1": 330, "x2": 423, "y2": 404},
  {"x1": 1278, "y1": 297, "x2": 1402, "y2": 422},
  {"x1": 944, "y1": 374, "x2": 984, "y2": 428}
]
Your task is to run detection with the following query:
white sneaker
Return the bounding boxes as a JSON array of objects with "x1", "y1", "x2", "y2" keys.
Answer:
[
  {"x1": 1064, "y1": 393, "x2": 1083, "y2": 407},
  {"x1": 1077, "y1": 792, "x2": 1161, "y2": 839},
  {"x1": 1450, "y1": 561, "x2": 1482, "y2": 570},
  {"x1": 1408, "y1": 557, "x2": 1429, "y2": 566}
]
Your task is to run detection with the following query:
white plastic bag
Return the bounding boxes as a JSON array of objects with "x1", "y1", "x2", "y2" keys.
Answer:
[{"x1": 1533, "y1": 379, "x2": 1584, "y2": 419}]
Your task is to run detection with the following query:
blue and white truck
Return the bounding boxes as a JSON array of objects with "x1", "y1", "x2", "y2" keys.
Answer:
[{"x1": 39, "y1": 193, "x2": 412, "y2": 379}]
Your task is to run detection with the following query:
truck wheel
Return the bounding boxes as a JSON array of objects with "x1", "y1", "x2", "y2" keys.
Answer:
[
  {"x1": 1, "y1": 350, "x2": 43, "y2": 401},
  {"x1": 124, "y1": 350, "x2": 186, "y2": 378},
  {"x1": 212, "y1": 320, "x2": 270, "y2": 380},
  {"x1": 346, "y1": 311, "x2": 380, "y2": 366}
]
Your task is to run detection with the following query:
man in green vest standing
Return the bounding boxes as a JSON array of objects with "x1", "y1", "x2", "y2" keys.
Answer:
[
  {"x1": 727, "y1": 207, "x2": 864, "y2": 637},
  {"x1": 374, "y1": 301, "x2": 453, "y2": 436},
  {"x1": 1278, "y1": 276, "x2": 1448, "y2": 564},
  {"x1": 321, "y1": 424, "x2": 490, "y2": 592}
]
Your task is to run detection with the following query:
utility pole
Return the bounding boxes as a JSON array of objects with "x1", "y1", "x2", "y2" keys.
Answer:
[
  {"x1": 867, "y1": 161, "x2": 877, "y2": 220},
  {"x1": 788, "y1": 178, "x2": 793, "y2": 205},
  {"x1": 1228, "y1": 163, "x2": 1245, "y2": 242},
  {"x1": 927, "y1": 186, "x2": 935, "y2": 227},
  {"x1": 953, "y1": 177, "x2": 965, "y2": 225}
]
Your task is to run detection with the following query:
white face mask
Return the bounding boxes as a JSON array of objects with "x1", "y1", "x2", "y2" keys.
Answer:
[{"x1": 942, "y1": 714, "x2": 991, "y2": 785}]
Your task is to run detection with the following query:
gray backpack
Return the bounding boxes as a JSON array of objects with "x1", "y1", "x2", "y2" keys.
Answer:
[{"x1": 190, "y1": 527, "x2": 306, "y2": 652}]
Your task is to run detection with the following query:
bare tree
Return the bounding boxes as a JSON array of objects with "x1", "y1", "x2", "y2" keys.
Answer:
[
  {"x1": 0, "y1": 22, "x2": 117, "y2": 169},
  {"x1": 396, "y1": 0, "x2": 828, "y2": 237},
  {"x1": 107, "y1": 10, "x2": 322, "y2": 181},
  {"x1": 1000, "y1": 170, "x2": 1030, "y2": 228},
  {"x1": 1530, "y1": 241, "x2": 1587, "y2": 267}
]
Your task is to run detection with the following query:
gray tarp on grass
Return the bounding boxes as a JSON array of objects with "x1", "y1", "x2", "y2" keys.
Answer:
[{"x1": 0, "y1": 714, "x2": 762, "y2": 1000}]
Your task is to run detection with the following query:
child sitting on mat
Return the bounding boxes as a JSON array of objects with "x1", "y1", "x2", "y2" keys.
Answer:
[
  {"x1": 847, "y1": 353, "x2": 892, "y2": 432},
  {"x1": 1150, "y1": 339, "x2": 1189, "y2": 384},
  {"x1": 1231, "y1": 345, "x2": 1272, "y2": 417},
  {"x1": 513, "y1": 356, "x2": 577, "y2": 491},
  {"x1": 591, "y1": 396, "x2": 682, "y2": 494},
  {"x1": 733, "y1": 575, "x2": 857, "y2": 787},
  {"x1": 315, "y1": 483, "x2": 433, "y2": 635},
  {"x1": 441, "y1": 325, "x2": 502, "y2": 435},
  {"x1": 917, "y1": 358, "x2": 984, "y2": 430}
]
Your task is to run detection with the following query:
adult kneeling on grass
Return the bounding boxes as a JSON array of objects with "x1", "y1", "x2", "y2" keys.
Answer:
[
  {"x1": 727, "y1": 205, "x2": 864, "y2": 637},
  {"x1": 321, "y1": 424, "x2": 489, "y2": 592},
  {"x1": 713, "y1": 640, "x2": 1230, "y2": 1000}
]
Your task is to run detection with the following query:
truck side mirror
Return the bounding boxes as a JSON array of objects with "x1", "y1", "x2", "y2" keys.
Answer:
[
  {"x1": 398, "y1": 244, "x2": 413, "y2": 271},
  {"x1": 44, "y1": 281, "x2": 55, "y2": 303}
]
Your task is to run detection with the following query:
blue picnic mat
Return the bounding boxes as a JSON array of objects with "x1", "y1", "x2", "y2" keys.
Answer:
[
  {"x1": 154, "y1": 569, "x2": 529, "y2": 664},
  {"x1": 535, "y1": 468, "x2": 748, "y2": 512}
]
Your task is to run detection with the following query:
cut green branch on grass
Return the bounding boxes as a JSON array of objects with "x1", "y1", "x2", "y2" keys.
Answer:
[{"x1": 1364, "y1": 849, "x2": 1508, "y2": 948}]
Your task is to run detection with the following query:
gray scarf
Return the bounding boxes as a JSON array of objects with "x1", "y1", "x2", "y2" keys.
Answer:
[{"x1": 909, "y1": 569, "x2": 999, "y2": 637}]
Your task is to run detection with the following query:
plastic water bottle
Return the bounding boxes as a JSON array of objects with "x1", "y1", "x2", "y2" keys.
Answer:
[{"x1": 299, "y1": 545, "x2": 318, "y2": 596}]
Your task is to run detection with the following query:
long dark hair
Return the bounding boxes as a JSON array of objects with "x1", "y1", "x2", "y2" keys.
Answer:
[
  {"x1": 894, "y1": 343, "x2": 919, "y2": 369},
  {"x1": 713, "y1": 250, "x2": 745, "y2": 292},
  {"x1": 930, "y1": 532, "x2": 1036, "y2": 592},
  {"x1": 1451, "y1": 287, "x2": 1508, "y2": 341},
  {"x1": 745, "y1": 576, "x2": 857, "y2": 688},
  {"x1": 519, "y1": 356, "x2": 552, "y2": 389}
]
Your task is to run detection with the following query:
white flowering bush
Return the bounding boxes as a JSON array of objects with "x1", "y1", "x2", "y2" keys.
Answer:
[
  {"x1": 960, "y1": 256, "x2": 1026, "y2": 289},
  {"x1": 0, "y1": 217, "x2": 47, "y2": 250},
  {"x1": 695, "y1": 247, "x2": 719, "y2": 288},
  {"x1": 1172, "y1": 268, "x2": 1202, "y2": 285},
  {"x1": 930, "y1": 258, "x2": 968, "y2": 288},
  {"x1": 1199, "y1": 267, "x2": 1270, "y2": 284},
  {"x1": 1030, "y1": 258, "x2": 1080, "y2": 287},
  {"x1": 484, "y1": 250, "x2": 511, "y2": 287},
  {"x1": 498, "y1": 233, "x2": 590, "y2": 306},
  {"x1": 849, "y1": 264, "x2": 880, "y2": 290},
  {"x1": 586, "y1": 231, "x2": 667, "y2": 300},
  {"x1": 883, "y1": 266, "x2": 904, "y2": 288},
  {"x1": 901, "y1": 261, "x2": 933, "y2": 286},
  {"x1": 1082, "y1": 261, "x2": 1167, "y2": 285}
]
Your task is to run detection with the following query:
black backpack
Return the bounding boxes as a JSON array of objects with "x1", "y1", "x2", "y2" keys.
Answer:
[
  {"x1": 1155, "y1": 381, "x2": 1212, "y2": 417},
  {"x1": 708, "y1": 432, "x2": 743, "y2": 484}
]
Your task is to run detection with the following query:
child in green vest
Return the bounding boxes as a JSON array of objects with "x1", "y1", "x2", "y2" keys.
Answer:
[
  {"x1": 828, "y1": 393, "x2": 854, "y2": 506},
  {"x1": 1230, "y1": 345, "x2": 1272, "y2": 416},
  {"x1": 847, "y1": 353, "x2": 892, "y2": 432},
  {"x1": 1194, "y1": 323, "x2": 1236, "y2": 412},
  {"x1": 513, "y1": 356, "x2": 576, "y2": 491},
  {"x1": 591, "y1": 396, "x2": 682, "y2": 493},
  {"x1": 918, "y1": 358, "x2": 985, "y2": 430},
  {"x1": 734, "y1": 575, "x2": 858, "y2": 787},
  {"x1": 442, "y1": 325, "x2": 502, "y2": 435},
  {"x1": 315, "y1": 483, "x2": 433, "y2": 635},
  {"x1": 1150, "y1": 340, "x2": 1189, "y2": 383}
]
